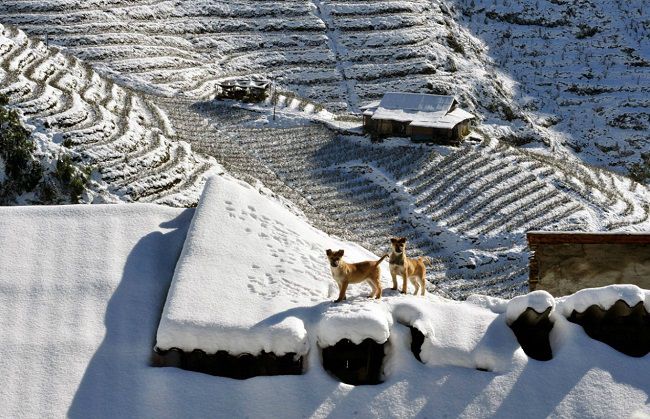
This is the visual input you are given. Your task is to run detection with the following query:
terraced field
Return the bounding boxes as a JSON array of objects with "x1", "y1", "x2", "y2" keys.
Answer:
[
  {"x1": 159, "y1": 100, "x2": 650, "y2": 299},
  {"x1": 0, "y1": 0, "x2": 518, "y2": 119},
  {"x1": 0, "y1": 24, "x2": 217, "y2": 205}
]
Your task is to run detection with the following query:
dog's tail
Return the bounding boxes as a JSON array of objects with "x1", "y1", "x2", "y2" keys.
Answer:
[
  {"x1": 419, "y1": 256, "x2": 433, "y2": 266},
  {"x1": 374, "y1": 254, "x2": 389, "y2": 267}
]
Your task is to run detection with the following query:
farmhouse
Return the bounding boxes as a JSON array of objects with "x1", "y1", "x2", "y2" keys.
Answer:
[
  {"x1": 527, "y1": 231, "x2": 650, "y2": 296},
  {"x1": 361, "y1": 92, "x2": 475, "y2": 144}
]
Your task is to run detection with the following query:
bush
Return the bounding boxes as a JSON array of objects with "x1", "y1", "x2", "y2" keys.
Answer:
[
  {"x1": 53, "y1": 153, "x2": 88, "y2": 203},
  {"x1": 629, "y1": 153, "x2": 650, "y2": 184},
  {"x1": 446, "y1": 33, "x2": 465, "y2": 55},
  {"x1": 0, "y1": 94, "x2": 88, "y2": 204},
  {"x1": 0, "y1": 94, "x2": 44, "y2": 202}
]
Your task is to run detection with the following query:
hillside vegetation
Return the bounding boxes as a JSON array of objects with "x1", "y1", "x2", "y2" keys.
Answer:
[{"x1": 0, "y1": 0, "x2": 647, "y2": 180}]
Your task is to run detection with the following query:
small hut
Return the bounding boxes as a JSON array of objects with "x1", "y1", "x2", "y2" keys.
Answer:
[
  {"x1": 361, "y1": 92, "x2": 474, "y2": 145},
  {"x1": 216, "y1": 77, "x2": 271, "y2": 103}
]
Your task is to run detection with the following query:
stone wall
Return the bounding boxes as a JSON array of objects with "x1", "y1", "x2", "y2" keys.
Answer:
[{"x1": 528, "y1": 233, "x2": 650, "y2": 296}]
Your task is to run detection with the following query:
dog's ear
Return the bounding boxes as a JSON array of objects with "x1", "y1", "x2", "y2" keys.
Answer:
[
  {"x1": 326, "y1": 249, "x2": 332, "y2": 256},
  {"x1": 390, "y1": 237, "x2": 396, "y2": 243},
  {"x1": 399, "y1": 237, "x2": 407, "y2": 243},
  {"x1": 337, "y1": 249, "x2": 344, "y2": 257}
]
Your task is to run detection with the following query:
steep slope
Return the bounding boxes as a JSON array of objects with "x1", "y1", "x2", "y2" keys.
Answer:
[
  {"x1": 1, "y1": 0, "x2": 646, "y2": 181},
  {"x1": 451, "y1": 0, "x2": 650, "y2": 177},
  {"x1": 0, "y1": 4, "x2": 648, "y2": 297},
  {"x1": 0, "y1": 24, "x2": 218, "y2": 206}
]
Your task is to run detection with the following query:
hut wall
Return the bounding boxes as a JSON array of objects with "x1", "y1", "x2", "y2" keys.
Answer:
[
  {"x1": 409, "y1": 126, "x2": 434, "y2": 141},
  {"x1": 529, "y1": 242, "x2": 650, "y2": 296}
]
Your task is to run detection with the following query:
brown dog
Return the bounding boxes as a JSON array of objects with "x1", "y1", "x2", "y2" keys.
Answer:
[
  {"x1": 388, "y1": 237, "x2": 430, "y2": 296},
  {"x1": 326, "y1": 249, "x2": 387, "y2": 302}
]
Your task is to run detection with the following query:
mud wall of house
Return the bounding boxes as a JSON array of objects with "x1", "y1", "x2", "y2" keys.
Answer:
[{"x1": 531, "y1": 243, "x2": 650, "y2": 296}]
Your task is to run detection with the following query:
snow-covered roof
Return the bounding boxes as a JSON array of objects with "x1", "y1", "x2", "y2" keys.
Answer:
[
  {"x1": 217, "y1": 76, "x2": 270, "y2": 90},
  {"x1": 368, "y1": 92, "x2": 474, "y2": 129},
  {"x1": 409, "y1": 108, "x2": 476, "y2": 129},
  {"x1": 379, "y1": 92, "x2": 455, "y2": 113},
  {"x1": 0, "y1": 188, "x2": 649, "y2": 418},
  {"x1": 359, "y1": 99, "x2": 381, "y2": 111},
  {"x1": 156, "y1": 175, "x2": 393, "y2": 356}
]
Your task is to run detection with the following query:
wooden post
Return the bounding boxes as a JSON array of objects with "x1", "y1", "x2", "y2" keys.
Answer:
[{"x1": 272, "y1": 80, "x2": 277, "y2": 121}]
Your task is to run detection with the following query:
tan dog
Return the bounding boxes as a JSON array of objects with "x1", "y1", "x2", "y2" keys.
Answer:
[
  {"x1": 326, "y1": 249, "x2": 387, "y2": 302},
  {"x1": 388, "y1": 237, "x2": 430, "y2": 296}
]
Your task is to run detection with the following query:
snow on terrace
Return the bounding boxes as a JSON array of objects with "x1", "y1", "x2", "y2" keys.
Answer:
[
  {"x1": 156, "y1": 175, "x2": 393, "y2": 356},
  {"x1": 0, "y1": 183, "x2": 649, "y2": 417}
]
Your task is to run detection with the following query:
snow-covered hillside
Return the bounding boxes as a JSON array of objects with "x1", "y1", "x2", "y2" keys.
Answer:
[
  {"x1": 0, "y1": 24, "x2": 219, "y2": 206},
  {"x1": 0, "y1": 180, "x2": 648, "y2": 418},
  {"x1": 0, "y1": 0, "x2": 647, "y2": 180},
  {"x1": 456, "y1": 0, "x2": 650, "y2": 179}
]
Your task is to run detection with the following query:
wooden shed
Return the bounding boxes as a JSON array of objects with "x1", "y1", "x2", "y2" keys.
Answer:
[
  {"x1": 216, "y1": 77, "x2": 271, "y2": 103},
  {"x1": 361, "y1": 93, "x2": 474, "y2": 145},
  {"x1": 527, "y1": 231, "x2": 650, "y2": 296}
]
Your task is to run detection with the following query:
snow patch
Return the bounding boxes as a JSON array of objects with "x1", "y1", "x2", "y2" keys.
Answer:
[
  {"x1": 506, "y1": 290, "x2": 555, "y2": 323},
  {"x1": 556, "y1": 284, "x2": 650, "y2": 316}
]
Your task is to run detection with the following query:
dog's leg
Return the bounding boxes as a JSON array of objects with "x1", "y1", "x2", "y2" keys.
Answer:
[
  {"x1": 371, "y1": 271, "x2": 382, "y2": 299},
  {"x1": 366, "y1": 278, "x2": 377, "y2": 298},
  {"x1": 412, "y1": 277, "x2": 420, "y2": 295},
  {"x1": 335, "y1": 281, "x2": 348, "y2": 303},
  {"x1": 401, "y1": 273, "x2": 408, "y2": 294},
  {"x1": 420, "y1": 274, "x2": 426, "y2": 296},
  {"x1": 390, "y1": 270, "x2": 398, "y2": 290}
]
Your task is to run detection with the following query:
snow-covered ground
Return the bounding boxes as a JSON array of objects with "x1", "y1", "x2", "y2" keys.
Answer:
[
  {"x1": 1, "y1": 179, "x2": 649, "y2": 418},
  {"x1": 456, "y1": 0, "x2": 650, "y2": 176}
]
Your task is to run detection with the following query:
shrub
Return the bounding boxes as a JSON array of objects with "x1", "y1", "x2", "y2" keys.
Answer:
[
  {"x1": 0, "y1": 94, "x2": 88, "y2": 204},
  {"x1": 629, "y1": 153, "x2": 650, "y2": 184},
  {"x1": 0, "y1": 94, "x2": 44, "y2": 201}
]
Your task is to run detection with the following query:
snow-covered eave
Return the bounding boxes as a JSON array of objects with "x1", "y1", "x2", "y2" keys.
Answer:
[
  {"x1": 371, "y1": 108, "x2": 448, "y2": 123},
  {"x1": 556, "y1": 284, "x2": 650, "y2": 315},
  {"x1": 359, "y1": 100, "x2": 381, "y2": 111},
  {"x1": 369, "y1": 108, "x2": 475, "y2": 129}
]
